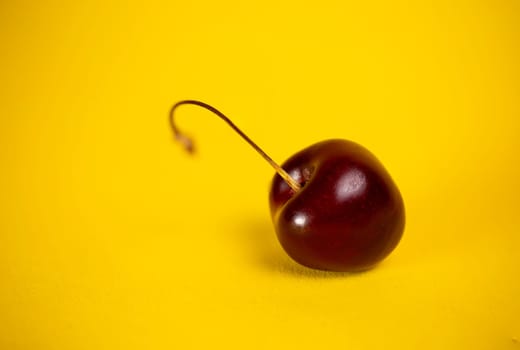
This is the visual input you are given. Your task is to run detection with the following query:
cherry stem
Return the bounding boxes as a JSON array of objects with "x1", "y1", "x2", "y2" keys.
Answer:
[{"x1": 169, "y1": 100, "x2": 301, "y2": 192}]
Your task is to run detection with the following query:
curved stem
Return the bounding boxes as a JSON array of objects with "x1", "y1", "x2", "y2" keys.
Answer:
[{"x1": 169, "y1": 100, "x2": 301, "y2": 192}]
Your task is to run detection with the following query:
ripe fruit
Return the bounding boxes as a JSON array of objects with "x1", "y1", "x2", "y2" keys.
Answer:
[
  {"x1": 170, "y1": 100, "x2": 405, "y2": 272},
  {"x1": 269, "y1": 139, "x2": 405, "y2": 271}
]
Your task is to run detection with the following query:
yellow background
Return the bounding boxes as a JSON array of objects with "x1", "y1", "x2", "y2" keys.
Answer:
[{"x1": 1, "y1": 0, "x2": 519, "y2": 349}]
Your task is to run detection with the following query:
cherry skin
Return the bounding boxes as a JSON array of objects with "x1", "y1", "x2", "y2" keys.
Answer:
[
  {"x1": 169, "y1": 100, "x2": 405, "y2": 272},
  {"x1": 269, "y1": 139, "x2": 405, "y2": 272}
]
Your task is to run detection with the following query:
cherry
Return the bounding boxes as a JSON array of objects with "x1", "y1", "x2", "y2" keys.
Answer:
[{"x1": 170, "y1": 100, "x2": 405, "y2": 272}]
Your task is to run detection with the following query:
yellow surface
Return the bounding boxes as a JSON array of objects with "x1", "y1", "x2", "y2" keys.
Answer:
[{"x1": 1, "y1": 1, "x2": 519, "y2": 349}]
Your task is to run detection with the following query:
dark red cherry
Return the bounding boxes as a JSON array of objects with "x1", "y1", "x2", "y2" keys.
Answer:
[
  {"x1": 169, "y1": 101, "x2": 405, "y2": 272},
  {"x1": 269, "y1": 139, "x2": 405, "y2": 272}
]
